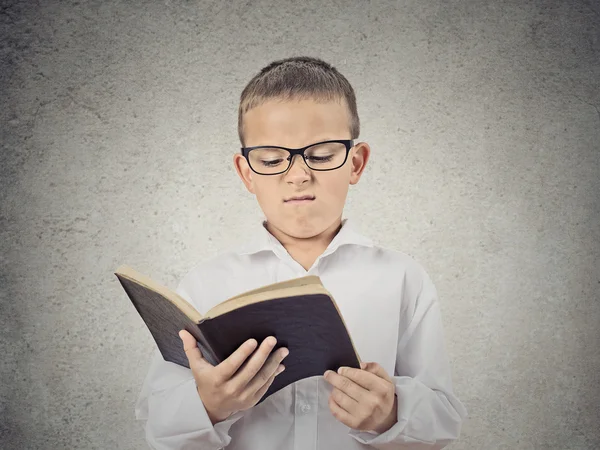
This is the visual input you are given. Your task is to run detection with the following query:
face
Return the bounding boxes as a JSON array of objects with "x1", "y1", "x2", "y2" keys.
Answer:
[{"x1": 233, "y1": 97, "x2": 370, "y2": 242}]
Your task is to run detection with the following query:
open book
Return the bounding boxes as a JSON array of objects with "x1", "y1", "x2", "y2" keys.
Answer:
[{"x1": 115, "y1": 265, "x2": 361, "y2": 404}]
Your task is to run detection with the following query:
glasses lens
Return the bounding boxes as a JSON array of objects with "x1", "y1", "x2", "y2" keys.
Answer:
[
  {"x1": 304, "y1": 142, "x2": 347, "y2": 170},
  {"x1": 248, "y1": 142, "x2": 347, "y2": 174},
  {"x1": 248, "y1": 147, "x2": 291, "y2": 174}
]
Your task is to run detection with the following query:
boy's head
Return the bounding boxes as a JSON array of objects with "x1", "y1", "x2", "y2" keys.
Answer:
[{"x1": 233, "y1": 56, "x2": 370, "y2": 242}]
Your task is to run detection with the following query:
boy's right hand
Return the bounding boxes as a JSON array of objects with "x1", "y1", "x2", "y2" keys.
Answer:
[{"x1": 179, "y1": 330, "x2": 289, "y2": 425}]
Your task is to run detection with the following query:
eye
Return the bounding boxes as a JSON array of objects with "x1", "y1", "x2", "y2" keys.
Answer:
[
  {"x1": 250, "y1": 148, "x2": 289, "y2": 168},
  {"x1": 305, "y1": 142, "x2": 344, "y2": 164},
  {"x1": 261, "y1": 158, "x2": 284, "y2": 167},
  {"x1": 307, "y1": 154, "x2": 334, "y2": 162}
]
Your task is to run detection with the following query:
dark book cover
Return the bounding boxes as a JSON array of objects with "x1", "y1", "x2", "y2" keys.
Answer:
[
  {"x1": 197, "y1": 293, "x2": 360, "y2": 403},
  {"x1": 115, "y1": 267, "x2": 361, "y2": 404}
]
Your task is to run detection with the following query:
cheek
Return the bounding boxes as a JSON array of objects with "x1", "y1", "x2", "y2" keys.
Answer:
[
  {"x1": 320, "y1": 176, "x2": 350, "y2": 201},
  {"x1": 253, "y1": 182, "x2": 280, "y2": 208}
]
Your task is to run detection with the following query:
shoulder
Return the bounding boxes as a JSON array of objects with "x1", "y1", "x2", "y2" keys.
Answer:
[
  {"x1": 175, "y1": 249, "x2": 267, "y2": 313},
  {"x1": 180, "y1": 250, "x2": 250, "y2": 282},
  {"x1": 363, "y1": 243, "x2": 439, "y2": 305},
  {"x1": 358, "y1": 243, "x2": 431, "y2": 284}
]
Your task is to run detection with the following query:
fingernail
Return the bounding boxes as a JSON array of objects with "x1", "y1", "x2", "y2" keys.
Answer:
[
  {"x1": 268, "y1": 336, "x2": 277, "y2": 345},
  {"x1": 276, "y1": 364, "x2": 285, "y2": 375},
  {"x1": 281, "y1": 348, "x2": 289, "y2": 358}
]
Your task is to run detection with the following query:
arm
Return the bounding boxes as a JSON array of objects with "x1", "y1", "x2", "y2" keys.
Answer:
[
  {"x1": 349, "y1": 264, "x2": 468, "y2": 449},
  {"x1": 134, "y1": 282, "x2": 245, "y2": 450},
  {"x1": 135, "y1": 348, "x2": 245, "y2": 450}
]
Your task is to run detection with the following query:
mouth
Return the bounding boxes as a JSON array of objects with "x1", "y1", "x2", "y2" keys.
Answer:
[{"x1": 284, "y1": 195, "x2": 316, "y2": 203}]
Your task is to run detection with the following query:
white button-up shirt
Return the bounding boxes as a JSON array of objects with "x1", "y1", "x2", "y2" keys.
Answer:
[{"x1": 135, "y1": 218, "x2": 468, "y2": 449}]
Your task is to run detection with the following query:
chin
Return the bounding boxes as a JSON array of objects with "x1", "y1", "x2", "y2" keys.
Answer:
[{"x1": 284, "y1": 215, "x2": 338, "y2": 237}]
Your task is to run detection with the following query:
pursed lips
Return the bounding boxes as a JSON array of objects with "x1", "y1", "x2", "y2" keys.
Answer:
[{"x1": 284, "y1": 195, "x2": 315, "y2": 203}]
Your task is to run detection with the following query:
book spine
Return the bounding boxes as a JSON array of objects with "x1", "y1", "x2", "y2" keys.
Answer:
[{"x1": 191, "y1": 321, "x2": 220, "y2": 367}]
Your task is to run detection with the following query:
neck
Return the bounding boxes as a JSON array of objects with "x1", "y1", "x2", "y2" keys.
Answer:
[{"x1": 265, "y1": 217, "x2": 343, "y2": 266}]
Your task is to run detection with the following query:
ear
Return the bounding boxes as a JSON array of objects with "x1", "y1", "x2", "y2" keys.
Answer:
[
  {"x1": 233, "y1": 153, "x2": 255, "y2": 194},
  {"x1": 349, "y1": 142, "x2": 370, "y2": 185}
]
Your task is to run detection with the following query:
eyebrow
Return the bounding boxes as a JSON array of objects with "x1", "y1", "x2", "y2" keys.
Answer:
[{"x1": 254, "y1": 138, "x2": 339, "y2": 148}]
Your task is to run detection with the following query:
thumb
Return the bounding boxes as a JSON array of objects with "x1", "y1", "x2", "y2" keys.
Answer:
[
  {"x1": 362, "y1": 361, "x2": 394, "y2": 383},
  {"x1": 179, "y1": 329, "x2": 212, "y2": 372}
]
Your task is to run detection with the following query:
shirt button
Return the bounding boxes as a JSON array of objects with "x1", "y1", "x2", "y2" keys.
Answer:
[{"x1": 301, "y1": 403, "x2": 311, "y2": 413}]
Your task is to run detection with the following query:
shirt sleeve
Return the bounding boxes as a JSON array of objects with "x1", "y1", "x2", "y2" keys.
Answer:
[
  {"x1": 134, "y1": 275, "x2": 246, "y2": 449},
  {"x1": 348, "y1": 263, "x2": 468, "y2": 449}
]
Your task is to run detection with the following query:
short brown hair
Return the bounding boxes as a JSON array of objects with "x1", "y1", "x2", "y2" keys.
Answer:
[{"x1": 238, "y1": 56, "x2": 360, "y2": 147}]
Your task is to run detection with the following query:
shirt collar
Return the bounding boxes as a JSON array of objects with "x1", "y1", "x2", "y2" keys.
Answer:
[{"x1": 237, "y1": 217, "x2": 373, "y2": 257}]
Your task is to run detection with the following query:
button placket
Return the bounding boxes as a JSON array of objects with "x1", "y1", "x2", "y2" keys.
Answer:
[{"x1": 294, "y1": 378, "x2": 318, "y2": 450}]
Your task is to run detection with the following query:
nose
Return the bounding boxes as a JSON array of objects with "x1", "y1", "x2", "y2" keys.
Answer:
[
  {"x1": 287, "y1": 154, "x2": 310, "y2": 173},
  {"x1": 283, "y1": 154, "x2": 311, "y2": 182}
]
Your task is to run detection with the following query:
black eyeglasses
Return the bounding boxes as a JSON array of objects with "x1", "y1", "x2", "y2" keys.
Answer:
[{"x1": 240, "y1": 139, "x2": 355, "y2": 175}]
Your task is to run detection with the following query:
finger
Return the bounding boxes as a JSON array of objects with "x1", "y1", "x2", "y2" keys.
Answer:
[
  {"x1": 249, "y1": 362, "x2": 283, "y2": 405},
  {"x1": 330, "y1": 387, "x2": 359, "y2": 415},
  {"x1": 179, "y1": 330, "x2": 211, "y2": 372},
  {"x1": 329, "y1": 367, "x2": 385, "y2": 393},
  {"x1": 242, "y1": 347, "x2": 288, "y2": 394},
  {"x1": 328, "y1": 394, "x2": 360, "y2": 430},
  {"x1": 216, "y1": 338, "x2": 259, "y2": 380},
  {"x1": 232, "y1": 336, "x2": 278, "y2": 386},
  {"x1": 323, "y1": 370, "x2": 367, "y2": 403},
  {"x1": 362, "y1": 362, "x2": 394, "y2": 383}
]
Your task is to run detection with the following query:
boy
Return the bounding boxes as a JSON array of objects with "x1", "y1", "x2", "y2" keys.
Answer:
[{"x1": 135, "y1": 56, "x2": 467, "y2": 449}]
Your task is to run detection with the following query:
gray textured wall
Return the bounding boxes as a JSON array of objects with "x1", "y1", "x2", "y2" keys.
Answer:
[{"x1": 1, "y1": 0, "x2": 599, "y2": 449}]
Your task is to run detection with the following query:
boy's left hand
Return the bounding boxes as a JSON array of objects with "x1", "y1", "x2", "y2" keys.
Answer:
[{"x1": 323, "y1": 362, "x2": 398, "y2": 434}]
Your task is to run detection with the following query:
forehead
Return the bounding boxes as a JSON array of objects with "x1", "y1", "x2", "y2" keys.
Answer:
[{"x1": 243, "y1": 97, "x2": 351, "y2": 148}]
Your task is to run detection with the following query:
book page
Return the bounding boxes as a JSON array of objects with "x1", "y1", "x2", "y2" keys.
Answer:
[
  {"x1": 205, "y1": 283, "x2": 330, "y2": 319},
  {"x1": 115, "y1": 265, "x2": 203, "y2": 323},
  {"x1": 223, "y1": 275, "x2": 323, "y2": 303}
]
